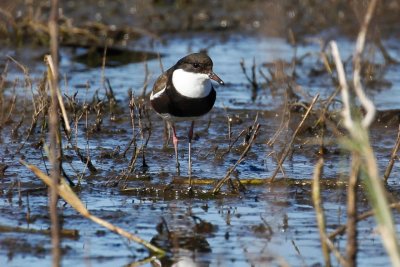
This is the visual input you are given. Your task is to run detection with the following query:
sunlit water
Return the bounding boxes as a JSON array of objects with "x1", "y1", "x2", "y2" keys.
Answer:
[{"x1": 1, "y1": 34, "x2": 400, "y2": 266}]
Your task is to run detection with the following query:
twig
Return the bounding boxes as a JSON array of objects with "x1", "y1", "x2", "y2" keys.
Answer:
[
  {"x1": 291, "y1": 240, "x2": 307, "y2": 267},
  {"x1": 44, "y1": 56, "x2": 70, "y2": 135},
  {"x1": 81, "y1": 106, "x2": 97, "y2": 175},
  {"x1": 7, "y1": 56, "x2": 36, "y2": 112},
  {"x1": 311, "y1": 158, "x2": 331, "y2": 267},
  {"x1": 122, "y1": 90, "x2": 137, "y2": 157},
  {"x1": 141, "y1": 61, "x2": 150, "y2": 98},
  {"x1": 240, "y1": 57, "x2": 259, "y2": 101},
  {"x1": 330, "y1": 0, "x2": 400, "y2": 262},
  {"x1": 213, "y1": 123, "x2": 260, "y2": 194},
  {"x1": 271, "y1": 151, "x2": 286, "y2": 177},
  {"x1": 101, "y1": 43, "x2": 108, "y2": 90},
  {"x1": 157, "y1": 52, "x2": 164, "y2": 73},
  {"x1": 329, "y1": 202, "x2": 400, "y2": 239},
  {"x1": 0, "y1": 224, "x2": 78, "y2": 238},
  {"x1": 269, "y1": 94, "x2": 319, "y2": 182},
  {"x1": 21, "y1": 160, "x2": 166, "y2": 256},
  {"x1": 62, "y1": 96, "x2": 97, "y2": 179},
  {"x1": 352, "y1": 0, "x2": 377, "y2": 129},
  {"x1": 218, "y1": 128, "x2": 247, "y2": 159},
  {"x1": 346, "y1": 154, "x2": 360, "y2": 267},
  {"x1": 15, "y1": 86, "x2": 48, "y2": 154},
  {"x1": 47, "y1": 0, "x2": 61, "y2": 264},
  {"x1": 1, "y1": 85, "x2": 17, "y2": 126},
  {"x1": 374, "y1": 34, "x2": 399, "y2": 65},
  {"x1": 330, "y1": 42, "x2": 352, "y2": 131},
  {"x1": 384, "y1": 124, "x2": 400, "y2": 182},
  {"x1": 104, "y1": 79, "x2": 117, "y2": 120},
  {"x1": 227, "y1": 115, "x2": 232, "y2": 141},
  {"x1": 322, "y1": 234, "x2": 349, "y2": 267},
  {"x1": 124, "y1": 255, "x2": 161, "y2": 267},
  {"x1": 141, "y1": 102, "x2": 152, "y2": 167},
  {"x1": 73, "y1": 145, "x2": 98, "y2": 174}
]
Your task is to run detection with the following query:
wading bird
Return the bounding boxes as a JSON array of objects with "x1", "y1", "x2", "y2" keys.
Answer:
[{"x1": 150, "y1": 53, "x2": 224, "y2": 190}]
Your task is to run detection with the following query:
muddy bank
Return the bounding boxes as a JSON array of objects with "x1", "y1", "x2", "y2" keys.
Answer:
[{"x1": 1, "y1": 0, "x2": 400, "y2": 47}]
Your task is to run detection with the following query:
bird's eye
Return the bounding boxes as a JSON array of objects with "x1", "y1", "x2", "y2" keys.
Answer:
[{"x1": 193, "y1": 63, "x2": 200, "y2": 68}]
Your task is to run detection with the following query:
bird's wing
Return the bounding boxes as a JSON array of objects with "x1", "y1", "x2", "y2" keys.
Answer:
[{"x1": 152, "y1": 71, "x2": 169, "y2": 95}]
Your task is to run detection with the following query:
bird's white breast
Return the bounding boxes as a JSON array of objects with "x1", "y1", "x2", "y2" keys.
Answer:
[{"x1": 172, "y1": 69, "x2": 212, "y2": 98}]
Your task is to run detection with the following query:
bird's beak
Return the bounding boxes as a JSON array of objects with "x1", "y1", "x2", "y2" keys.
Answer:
[{"x1": 209, "y1": 72, "x2": 224, "y2": 85}]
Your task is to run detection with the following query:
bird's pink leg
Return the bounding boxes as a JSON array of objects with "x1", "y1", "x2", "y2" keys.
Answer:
[
  {"x1": 163, "y1": 121, "x2": 170, "y2": 148},
  {"x1": 188, "y1": 121, "x2": 195, "y2": 188},
  {"x1": 171, "y1": 123, "x2": 180, "y2": 174}
]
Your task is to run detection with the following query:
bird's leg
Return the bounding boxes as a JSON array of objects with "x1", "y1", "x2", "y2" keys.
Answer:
[
  {"x1": 188, "y1": 121, "x2": 195, "y2": 188},
  {"x1": 171, "y1": 123, "x2": 180, "y2": 175},
  {"x1": 163, "y1": 121, "x2": 170, "y2": 148}
]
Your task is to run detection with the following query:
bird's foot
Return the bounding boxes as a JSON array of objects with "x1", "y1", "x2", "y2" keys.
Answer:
[
  {"x1": 187, "y1": 186, "x2": 194, "y2": 196},
  {"x1": 187, "y1": 173, "x2": 194, "y2": 195}
]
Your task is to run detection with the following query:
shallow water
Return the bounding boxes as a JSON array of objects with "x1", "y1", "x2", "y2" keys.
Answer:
[{"x1": 1, "y1": 33, "x2": 400, "y2": 267}]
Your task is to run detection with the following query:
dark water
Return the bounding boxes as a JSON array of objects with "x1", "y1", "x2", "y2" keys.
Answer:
[{"x1": 1, "y1": 33, "x2": 400, "y2": 267}]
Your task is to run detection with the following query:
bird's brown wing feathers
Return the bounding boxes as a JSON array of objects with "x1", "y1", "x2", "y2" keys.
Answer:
[
  {"x1": 149, "y1": 68, "x2": 174, "y2": 115},
  {"x1": 152, "y1": 71, "x2": 168, "y2": 94}
]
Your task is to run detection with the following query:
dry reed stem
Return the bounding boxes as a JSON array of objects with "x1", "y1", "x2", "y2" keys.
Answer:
[
  {"x1": 374, "y1": 35, "x2": 399, "y2": 65},
  {"x1": 21, "y1": 161, "x2": 166, "y2": 257},
  {"x1": 47, "y1": 0, "x2": 61, "y2": 264},
  {"x1": 17, "y1": 101, "x2": 46, "y2": 152},
  {"x1": 330, "y1": 0, "x2": 400, "y2": 264},
  {"x1": 122, "y1": 90, "x2": 137, "y2": 157},
  {"x1": 2, "y1": 88, "x2": 16, "y2": 126},
  {"x1": 240, "y1": 57, "x2": 258, "y2": 101},
  {"x1": 101, "y1": 44, "x2": 108, "y2": 89},
  {"x1": 269, "y1": 94, "x2": 319, "y2": 182},
  {"x1": 227, "y1": 115, "x2": 232, "y2": 141},
  {"x1": 315, "y1": 86, "x2": 340, "y2": 127},
  {"x1": 46, "y1": 7, "x2": 71, "y2": 134},
  {"x1": 329, "y1": 202, "x2": 400, "y2": 239},
  {"x1": 0, "y1": 224, "x2": 78, "y2": 238},
  {"x1": 139, "y1": 103, "x2": 152, "y2": 167},
  {"x1": 219, "y1": 128, "x2": 247, "y2": 159},
  {"x1": 213, "y1": 123, "x2": 261, "y2": 194},
  {"x1": 271, "y1": 151, "x2": 286, "y2": 177},
  {"x1": 44, "y1": 56, "x2": 70, "y2": 134},
  {"x1": 124, "y1": 256, "x2": 161, "y2": 267},
  {"x1": 7, "y1": 56, "x2": 36, "y2": 112},
  {"x1": 141, "y1": 61, "x2": 150, "y2": 98},
  {"x1": 311, "y1": 158, "x2": 331, "y2": 267},
  {"x1": 322, "y1": 234, "x2": 348, "y2": 267},
  {"x1": 290, "y1": 240, "x2": 306, "y2": 266},
  {"x1": 80, "y1": 107, "x2": 97, "y2": 175},
  {"x1": 353, "y1": 0, "x2": 377, "y2": 129},
  {"x1": 330, "y1": 42, "x2": 352, "y2": 131},
  {"x1": 62, "y1": 93, "x2": 97, "y2": 178},
  {"x1": 384, "y1": 124, "x2": 400, "y2": 182},
  {"x1": 346, "y1": 154, "x2": 360, "y2": 266},
  {"x1": 0, "y1": 59, "x2": 8, "y2": 94}
]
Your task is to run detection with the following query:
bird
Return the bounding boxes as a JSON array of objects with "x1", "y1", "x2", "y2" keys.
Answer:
[{"x1": 150, "y1": 52, "x2": 224, "y2": 189}]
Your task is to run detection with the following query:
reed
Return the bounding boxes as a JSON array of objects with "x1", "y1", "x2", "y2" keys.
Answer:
[
  {"x1": 328, "y1": 0, "x2": 400, "y2": 263},
  {"x1": 21, "y1": 160, "x2": 166, "y2": 258}
]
